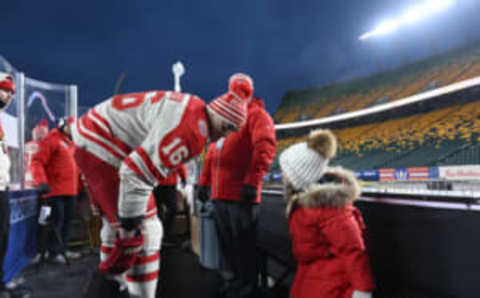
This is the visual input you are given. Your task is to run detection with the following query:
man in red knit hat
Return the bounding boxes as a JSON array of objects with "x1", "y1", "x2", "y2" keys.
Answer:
[{"x1": 199, "y1": 73, "x2": 277, "y2": 298}]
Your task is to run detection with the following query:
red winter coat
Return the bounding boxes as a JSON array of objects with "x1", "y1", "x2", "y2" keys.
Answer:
[
  {"x1": 286, "y1": 167, "x2": 375, "y2": 298},
  {"x1": 31, "y1": 128, "x2": 80, "y2": 198},
  {"x1": 199, "y1": 98, "x2": 276, "y2": 203}
]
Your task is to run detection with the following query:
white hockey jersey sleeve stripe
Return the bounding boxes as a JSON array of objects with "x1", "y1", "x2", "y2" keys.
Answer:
[
  {"x1": 128, "y1": 150, "x2": 159, "y2": 185},
  {"x1": 89, "y1": 109, "x2": 112, "y2": 138},
  {"x1": 77, "y1": 117, "x2": 127, "y2": 158},
  {"x1": 137, "y1": 147, "x2": 170, "y2": 180},
  {"x1": 75, "y1": 117, "x2": 126, "y2": 167},
  {"x1": 87, "y1": 110, "x2": 132, "y2": 155}
]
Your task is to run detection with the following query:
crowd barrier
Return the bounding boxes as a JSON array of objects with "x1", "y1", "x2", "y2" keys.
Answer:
[
  {"x1": 2, "y1": 190, "x2": 38, "y2": 283},
  {"x1": 259, "y1": 191, "x2": 480, "y2": 298}
]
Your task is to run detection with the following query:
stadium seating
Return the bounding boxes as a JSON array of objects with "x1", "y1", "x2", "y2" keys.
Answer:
[
  {"x1": 336, "y1": 100, "x2": 480, "y2": 169},
  {"x1": 274, "y1": 42, "x2": 480, "y2": 124},
  {"x1": 275, "y1": 99, "x2": 480, "y2": 170}
]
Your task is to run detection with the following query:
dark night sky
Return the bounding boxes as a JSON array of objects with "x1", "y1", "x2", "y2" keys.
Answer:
[{"x1": 1, "y1": 0, "x2": 480, "y2": 115}]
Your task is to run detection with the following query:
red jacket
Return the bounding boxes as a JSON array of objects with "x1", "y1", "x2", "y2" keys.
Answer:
[
  {"x1": 286, "y1": 168, "x2": 375, "y2": 298},
  {"x1": 199, "y1": 98, "x2": 276, "y2": 203},
  {"x1": 31, "y1": 128, "x2": 80, "y2": 198}
]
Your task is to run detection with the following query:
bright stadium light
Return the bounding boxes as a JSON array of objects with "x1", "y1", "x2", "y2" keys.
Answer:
[
  {"x1": 359, "y1": 0, "x2": 455, "y2": 40},
  {"x1": 359, "y1": 19, "x2": 399, "y2": 40},
  {"x1": 376, "y1": 19, "x2": 399, "y2": 35},
  {"x1": 401, "y1": 5, "x2": 428, "y2": 24}
]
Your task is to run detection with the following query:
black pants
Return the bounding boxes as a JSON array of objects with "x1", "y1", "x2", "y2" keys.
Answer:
[
  {"x1": 41, "y1": 195, "x2": 77, "y2": 255},
  {"x1": 0, "y1": 191, "x2": 10, "y2": 285},
  {"x1": 213, "y1": 200, "x2": 259, "y2": 298},
  {"x1": 153, "y1": 185, "x2": 177, "y2": 236}
]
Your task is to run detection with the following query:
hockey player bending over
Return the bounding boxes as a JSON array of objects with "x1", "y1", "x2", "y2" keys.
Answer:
[{"x1": 72, "y1": 74, "x2": 252, "y2": 298}]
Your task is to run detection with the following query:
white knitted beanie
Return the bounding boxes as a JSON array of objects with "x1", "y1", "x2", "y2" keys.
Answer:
[{"x1": 279, "y1": 129, "x2": 337, "y2": 191}]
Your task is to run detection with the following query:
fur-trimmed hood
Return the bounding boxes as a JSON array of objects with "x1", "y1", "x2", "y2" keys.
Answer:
[{"x1": 285, "y1": 166, "x2": 361, "y2": 216}]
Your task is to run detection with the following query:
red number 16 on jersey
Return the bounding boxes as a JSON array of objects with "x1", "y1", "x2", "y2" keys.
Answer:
[{"x1": 160, "y1": 137, "x2": 189, "y2": 167}]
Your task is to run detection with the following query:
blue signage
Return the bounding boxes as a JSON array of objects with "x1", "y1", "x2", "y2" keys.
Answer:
[{"x1": 395, "y1": 168, "x2": 409, "y2": 181}]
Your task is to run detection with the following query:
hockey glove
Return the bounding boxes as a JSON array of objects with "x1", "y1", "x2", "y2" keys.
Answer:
[
  {"x1": 37, "y1": 183, "x2": 51, "y2": 195},
  {"x1": 240, "y1": 184, "x2": 257, "y2": 202},
  {"x1": 197, "y1": 186, "x2": 210, "y2": 203},
  {"x1": 98, "y1": 230, "x2": 144, "y2": 275}
]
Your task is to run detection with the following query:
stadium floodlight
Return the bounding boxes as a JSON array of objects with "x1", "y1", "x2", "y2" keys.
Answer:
[
  {"x1": 401, "y1": 5, "x2": 428, "y2": 24},
  {"x1": 359, "y1": 0, "x2": 454, "y2": 40},
  {"x1": 375, "y1": 19, "x2": 399, "y2": 35},
  {"x1": 359, "y1": 19, "x2": 399, "y2": 40}
]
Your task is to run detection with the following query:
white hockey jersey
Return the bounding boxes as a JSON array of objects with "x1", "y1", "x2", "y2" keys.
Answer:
[{"x1": 72, "y1": 91, "x2": 209, "y2": 219}]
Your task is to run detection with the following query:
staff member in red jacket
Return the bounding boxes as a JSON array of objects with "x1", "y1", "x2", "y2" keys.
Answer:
[
  {"x1": 198, "y1": 74, "x2": 277, "y2": 298},
  {"x1": 25, "y1": 119, "x2": 49, "y2": 189},
  {"x1": 279, "y1": 129, "x2": 375, "y2": 298},
  {"x1": 31, "y1": 116, "x2": 81, "y2": 263}
]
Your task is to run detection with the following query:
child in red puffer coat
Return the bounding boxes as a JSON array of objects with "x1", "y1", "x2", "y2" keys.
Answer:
[{"x1": 279, "y1": 129, "x2": 375, "y2": 298}]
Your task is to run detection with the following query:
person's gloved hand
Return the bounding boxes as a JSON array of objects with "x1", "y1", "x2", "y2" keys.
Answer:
[
  {"x1": 240, "y1": 184, "x2": 257, "y2": 202},
  {"x1": 98, "y1": 216, "x2": 144, "y2": 275},
  {"x1": 37, "y1": 183, "x2": 51, "y2": 195},
  {"x1": 38, "y1": 205, "x2": 52, "y2": 226},
  {"x1": 98, "y1": 230, "x2": 144, "y2": 275},
  {"x1": 197, "y1": 186, "x2": 210, "y2": 203}
]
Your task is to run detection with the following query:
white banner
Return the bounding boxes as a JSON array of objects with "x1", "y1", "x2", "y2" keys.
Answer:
[{"x1": 438, "y1": 165, "x2": 480, "y2": 181}]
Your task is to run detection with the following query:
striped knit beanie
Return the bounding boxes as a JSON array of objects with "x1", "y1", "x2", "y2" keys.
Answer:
[
  {"x1": 207, "y1": 92, "x2": 247, "y2": 128},
  {"x1": 207, "y1": 73, "x2": 253, "y2": 128}
]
